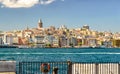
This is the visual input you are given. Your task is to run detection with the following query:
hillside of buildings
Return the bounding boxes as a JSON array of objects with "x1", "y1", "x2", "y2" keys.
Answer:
[{"x1": 0, "y1": 19, "x2": 120, "y2": 48}]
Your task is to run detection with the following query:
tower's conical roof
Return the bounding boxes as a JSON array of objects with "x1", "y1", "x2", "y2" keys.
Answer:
[{"x1": 38, "y1": 19, "x2": 42, "y2": 23}]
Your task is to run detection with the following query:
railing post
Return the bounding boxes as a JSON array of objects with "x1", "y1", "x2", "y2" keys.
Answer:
[
  {"x1": 95, "y1": 63, "x2": 99, "y2": 74},
  {"x1": 19, "y1": 62, "x2": 22, "y2": 74},
  {"x1": 118, "y1": 63, "x2": 120, "y2": 74},
  {"x1": 52, "y1": 67, "x2": 58, "y2": 74},
  {"x1": 67, "y1": 61, "x2": 72, "y2": 74}
]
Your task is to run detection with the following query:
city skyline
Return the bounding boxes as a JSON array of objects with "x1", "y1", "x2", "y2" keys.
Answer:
[{"x1": 0, "y1": 0, "x2": 120, "y2": 32}]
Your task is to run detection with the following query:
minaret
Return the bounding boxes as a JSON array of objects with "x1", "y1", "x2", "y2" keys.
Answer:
[{"x1": 38, "y1": 19, "x2": 43, "y2": 29}]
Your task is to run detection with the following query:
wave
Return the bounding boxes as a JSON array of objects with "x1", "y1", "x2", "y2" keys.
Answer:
[{"x1": 0, "y1": 52, "x2": 120, "y2": 55}]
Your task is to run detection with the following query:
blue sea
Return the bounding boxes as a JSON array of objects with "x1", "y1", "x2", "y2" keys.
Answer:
[{"x1": 0, "y1": 48, "x2": 120, "y2": 63}]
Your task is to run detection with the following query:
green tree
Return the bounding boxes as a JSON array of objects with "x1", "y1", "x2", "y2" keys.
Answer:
[{"x1": 78, "y1": 42, "x2": 82, "y2": 46}]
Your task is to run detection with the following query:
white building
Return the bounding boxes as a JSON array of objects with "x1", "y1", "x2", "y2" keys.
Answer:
[
  {"x1": 33, "y1": 35, "x2": 45, "y2": 48},
  {"x1": 33, "y1": 36, "x2": 45, "y2": 44},
  {"x1": 88, "y1": 38, "x2": 97, "y2": 47},
  {"x1": 52, "y1": 37, "x2": 59, "y2": 47},
  {"x1": 3, "y1": 34, "x2": 13, "y2": 45},
  {"x1": 44, "y1": 35, "x2": 53, "y2": 45}
]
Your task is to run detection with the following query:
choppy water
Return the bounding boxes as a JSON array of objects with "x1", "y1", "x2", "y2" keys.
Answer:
[{"x1": 0, "y1": 48, "x2": 120, "y2": 62}]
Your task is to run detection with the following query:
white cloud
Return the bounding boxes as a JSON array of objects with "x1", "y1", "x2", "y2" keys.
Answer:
[
  {"x1": 0, "y1": 0, "x2": 55, "y2": 8},
  {"x1": 40, "y1": 0, "x2": 55, "y2": 5}
]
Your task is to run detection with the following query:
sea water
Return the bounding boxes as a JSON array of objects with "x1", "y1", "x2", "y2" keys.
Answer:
[{"x1": 0, "y1": 48, "x2": 120, "y2": 63}]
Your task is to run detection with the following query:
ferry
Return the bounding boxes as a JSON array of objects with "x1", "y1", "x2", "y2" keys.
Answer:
[
  {"x1": 77, "y1": 45, "x2": 106, "y2": 49},
  {"x1": 18, "y1": 45, "x2": 31, "y2": 49}
]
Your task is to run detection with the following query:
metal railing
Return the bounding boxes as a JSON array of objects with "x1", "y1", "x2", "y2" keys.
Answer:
[
  {"x1": 18, "y1": 62, "x2": 69, "y2": 74},
  {"x1": 18, "y1": 61, "x2": 120, "y2": 74}
]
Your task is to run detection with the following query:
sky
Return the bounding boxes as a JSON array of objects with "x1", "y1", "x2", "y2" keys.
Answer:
[{"x1": 0, "y1": 0, "x2": 120, "y2": 32}]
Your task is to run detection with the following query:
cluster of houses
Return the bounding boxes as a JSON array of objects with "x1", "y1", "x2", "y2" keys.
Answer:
[{"x1": 0, "y1": 19, "x2": 120, "y2": 48}]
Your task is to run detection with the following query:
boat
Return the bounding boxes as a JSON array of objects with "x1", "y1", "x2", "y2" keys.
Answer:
[
  {"x1": 18, "y1": 45, "x2": 30, "y2": 49},
  {"x1": 78, "y1": 45, "x2": 106, "y2": 49},
  {"x1": 89, "y1": 45, "x2": 106, "y2": 49},
  {"x1": 0, "y1": 45, "x2": 18, "y2": 48}
]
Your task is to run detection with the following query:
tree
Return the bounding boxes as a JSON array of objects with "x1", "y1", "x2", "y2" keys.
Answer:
[
  {"x1": 78, "y1": 42, "x2": 82, "y2": 46},
  {"x1": 45, "y1": 43, "x2": 51, "y2": 48},
  {"x1": 69, "y1": 43, "x2": 73, "y2": 47}
]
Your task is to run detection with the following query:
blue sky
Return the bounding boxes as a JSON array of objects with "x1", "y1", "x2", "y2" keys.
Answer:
[{"x1": 0, "y1": 0, "x2": 120, "y2": 32}]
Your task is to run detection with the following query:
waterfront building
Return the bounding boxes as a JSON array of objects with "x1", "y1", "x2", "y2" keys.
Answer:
[
  {"x1": 32, "y1": 35, "x2": 45, "y2": 48},
  {"x1": 0, "y1": 38, "x2": 3, "y2": 45},
  {"x1": 88, "y1": 38, "x2": 97, "y2": 47},
  {"x1": 77, "y1": 36, "x2": 83, "y2": 46},
  {"x1": 102, "y1": 40, "x2": 112, "y2": 48},
  {"x1": 44, "y1": 35, "x2": 53, "y2": 47},
  {"x1": 59, "y1": 36, "x2": 67, "y2": 47},
  {"x1": 18, "y1": 37, "x2": 29, "y2": 45},
  {"x1": 33, "y1": 35, "x2": 44, "y2": 43},
  {"x1": 0, "y1": 34, "x2": 4, "y2": 45},
  {"x1": 69, "y1": 36, "x2": 77, "y2": 47},
  {"x1": 3, "y1": 34, "x2": 13, "y2": 45},
  {"x1": 52, "y1": 36, "x2": 59, "y2": 47},
  {"x1": 12, "y1": 37, "x2": 19, "y2": 45},
  {"x1": 112, "y1": 39, "x2": 120, "y2": 47},
  {"x1": 3, "y1": 34, "x2": 7, "y2": 44},
  {"x1": 18, "y1": 37, "x2": 24, "y2": 45},
  {"x1": 66, "y1": 37, "x2": 70, "y2": 47},
  {"x1": 19, "y1": 27, "x2": 34, "y2": 46},
  {"x1": 6, "y1": 35, "x2": 13, "y2": 45},
  {"x1": 82, "y1": 38, "x2": 89, "y2": 46},
  {"x1": 97, "y1": 37, "x2": 103, "y2": 46}
]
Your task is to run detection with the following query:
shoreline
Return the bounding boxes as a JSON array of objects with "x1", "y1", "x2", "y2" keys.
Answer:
[{"x1": 0, "y1": 45, "x2": 118, "y2": 49}]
